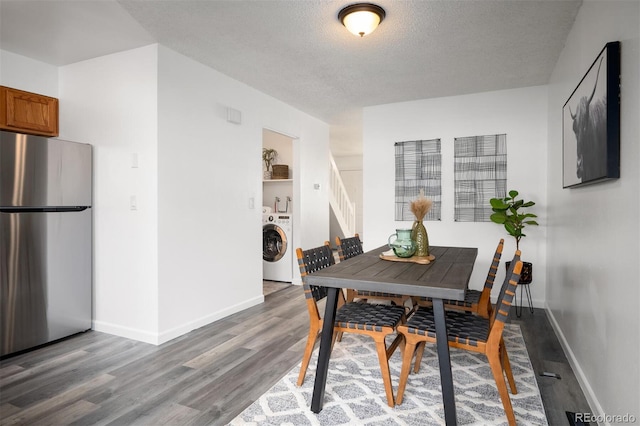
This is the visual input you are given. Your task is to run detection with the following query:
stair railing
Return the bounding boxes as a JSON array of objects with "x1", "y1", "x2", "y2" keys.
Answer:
[{"x1": 329, "y1": 153, "x2": 356, "y2": 238}]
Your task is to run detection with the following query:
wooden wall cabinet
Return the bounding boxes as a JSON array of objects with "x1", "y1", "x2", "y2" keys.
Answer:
[{"x1": 0, "y1": 86, "x2": 59, "y2": 137}]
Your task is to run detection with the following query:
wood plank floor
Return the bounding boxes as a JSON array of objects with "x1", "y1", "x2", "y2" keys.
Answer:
[
  {"x1": 262, "y1": 280, "x2": 292, "y2": 296},
  {"x1": 1, "y1": 285, "x2": 591, "y2": 425},
  {"x1": 510, "y1": 306, "x2": 593, "y2": 426}
]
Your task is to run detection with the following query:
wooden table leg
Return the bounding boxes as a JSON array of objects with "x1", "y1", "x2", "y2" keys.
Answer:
[
  {"x1": 310, "y1": 287, "x2": 340, "y2": 413},
  {"x1": 432, "y1": 298, "x2": 457, "y2": 425}
]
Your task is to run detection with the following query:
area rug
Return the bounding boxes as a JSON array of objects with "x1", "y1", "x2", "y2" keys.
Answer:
[{"x1": 230, "y1": 324, "x2": 547, "y2": 425}]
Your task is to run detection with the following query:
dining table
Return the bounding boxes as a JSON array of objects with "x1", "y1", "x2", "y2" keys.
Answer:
[{"x1": 304, "y1": 244, "x2": 478, "y2": 426}]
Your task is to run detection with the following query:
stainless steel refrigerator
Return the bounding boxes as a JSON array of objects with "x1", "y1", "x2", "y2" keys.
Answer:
[{"x1": 1, "y1": 130, "x2": 92, "y2": 357}]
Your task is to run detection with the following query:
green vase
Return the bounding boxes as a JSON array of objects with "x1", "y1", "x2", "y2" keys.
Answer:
[
  {"x1": 388, "y1": 229, "x2": 416, "y2": 258},
  {"x1": 411, "y1": 220, "x2": 429, "y2": 257}
]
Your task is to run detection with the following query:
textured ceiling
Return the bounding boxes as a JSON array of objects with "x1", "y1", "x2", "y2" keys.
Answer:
[{"x1": 0, "y1": 0, "x2": 581, "y2": 156}]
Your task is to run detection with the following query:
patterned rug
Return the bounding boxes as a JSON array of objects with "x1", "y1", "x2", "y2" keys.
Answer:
[{"x1": 230, "y1": 324, "x2": 547, "y2": 425}]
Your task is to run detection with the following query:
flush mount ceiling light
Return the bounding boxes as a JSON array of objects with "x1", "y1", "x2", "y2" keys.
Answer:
[{"x1": 338, "y1": 3, "x2": 386, "y2": 37}]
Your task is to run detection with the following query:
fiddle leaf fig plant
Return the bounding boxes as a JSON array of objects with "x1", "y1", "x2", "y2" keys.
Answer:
[{"x1": 489, "y1": 190, "x2": 539, "y2": 251}]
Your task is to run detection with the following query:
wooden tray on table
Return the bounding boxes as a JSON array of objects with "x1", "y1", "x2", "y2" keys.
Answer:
[{"x1": 379, "y1": 251, "x2": 436, "y2": 265}]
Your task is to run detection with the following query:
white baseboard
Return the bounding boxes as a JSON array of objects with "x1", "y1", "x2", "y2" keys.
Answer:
[
  {"x1": 92, "y1": 320, "x2": 159, "y2": 345},
  {"x1": 157, "y1": 295, "x2": 265, "y2": 344},
  {"x1": 93, "y1": 295, "x2": 265, "y2": 345},
  {"x1": 545, "y1": 305, "x2": 606, "y2": 424}
]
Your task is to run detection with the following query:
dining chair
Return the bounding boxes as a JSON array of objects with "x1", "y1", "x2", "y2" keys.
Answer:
[
  {"x1": 336, "y1": 234, "x2": 412, "y2": 309},
  {"x1": 396, "y1": 250, "x2": 523, "y2": 426},
  {"x1": 296, "y1": 242, "x2": 406, "y2": 407},
  {"x1": 412, "y1": 238, "x2": 504, "y2": 318}
]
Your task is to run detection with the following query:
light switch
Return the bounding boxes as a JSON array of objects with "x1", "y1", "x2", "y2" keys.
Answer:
[
  {"x1": 249, "y1": 197, "x2": 255, "y2": 209},
  {"x1": 132, "y1": 153, "x2": 139, "y2": 168},
  {"x1": 130, "y1": 195, "x2": 137, "y2": 210}
]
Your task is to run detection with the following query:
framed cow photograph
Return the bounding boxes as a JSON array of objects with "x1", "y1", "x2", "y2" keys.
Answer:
[{"x1": 562, "y1": 41, "x2": 620, "y2": 188}]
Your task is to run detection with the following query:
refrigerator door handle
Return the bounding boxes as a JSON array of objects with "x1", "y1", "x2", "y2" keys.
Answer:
[{"x1": 0, "y1": 206, "x2": 89, "y2": 213}]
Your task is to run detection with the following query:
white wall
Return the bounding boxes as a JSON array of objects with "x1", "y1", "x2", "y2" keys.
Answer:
[
  {"x1": 156, "y1": 46, "x2": 259, "y2": 338},
  {"x1": 156, "y1": 45, "x2": 329, "y2": 339},
  {"x1": 546, "y1": 1, "x2": 639, "y2": 420},
  {"x1": 59, "y1": 45, "x2": 160, "y2": 342},
  {"x1": 1, "y1": 44, "x2": 330, "y2": 344},
  {"x1": 363, "y1": 86, "x2": 548, "y2": 303},
  {"x1": 0, "y1": 50, "x2": 58, "y2": 97},
  {"x1": 1, "y1": 47, "x2": 161, "y2": 342}
]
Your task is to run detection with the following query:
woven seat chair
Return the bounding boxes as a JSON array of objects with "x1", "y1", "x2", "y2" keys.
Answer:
[
  {"x1": 336, "y1": 234, "x2": 412, "y2": 309},
  {"x1": 396, "y1": 250, "x2": 523, "y2": 425},
  {"x1": 296, "y1": 242, "x2": 406, "y2": 407},
  {"x1": 412, "y1": 239, "x2": 504, "y2": 318}
]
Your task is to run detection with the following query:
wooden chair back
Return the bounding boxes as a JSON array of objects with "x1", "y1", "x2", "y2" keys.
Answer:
[
  {"x1": 487, "y1": 250, "x2": 522, "y2": 339},
  {"x1": 397, "y1": 249, "x2": 524, "y2": 424},
  {"x1": 296, "y1": 241, "x2": 336, "y2": 321},
  {"x1": 413, "y1": 239, "x2": 504, "y2": 318},
  {"x1": 336, "y1": 234, "x2": 411, "y2": 308},
  {"x1": 294, "y1": 242, "x2": 406, "y2": 407},
  {"x1": 335, "y1": 234, "x2": 363, "y2": 261},
  {"x1": 472, "y1": 238, "x2": 505, "y2": 317}
]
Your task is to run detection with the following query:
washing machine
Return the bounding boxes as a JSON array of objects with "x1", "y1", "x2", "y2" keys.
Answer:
[{"x1": 263, "y1": 213, "x2": 293, "y2": 282}]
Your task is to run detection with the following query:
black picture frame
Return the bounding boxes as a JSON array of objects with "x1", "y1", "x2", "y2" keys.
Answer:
[{"x1": 562, "y1": 41, "x2": 620, "y2": 188}]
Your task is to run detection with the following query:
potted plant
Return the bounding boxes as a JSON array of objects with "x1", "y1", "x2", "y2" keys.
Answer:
[
  {"x1": 489, "y1": 190, "x2": 538, "y2": 251},
  {"x1": 489, "y1": 190, "x2": 538, "y2": 309},
  {"x1": 262, "y1": 148, "x2": 278, "y2": 179}
]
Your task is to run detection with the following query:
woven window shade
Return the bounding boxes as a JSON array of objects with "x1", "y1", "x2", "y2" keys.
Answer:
[
  {"x1": 394, "y1": 139, "x2": 441, "y2": 221},
  {"x1": 454, "y1": 134, "x2": 507, "y2": 222}
]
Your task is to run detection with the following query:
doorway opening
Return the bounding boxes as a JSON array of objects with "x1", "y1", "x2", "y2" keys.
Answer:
[{"x1": 262, "y1": 129, "x2": 296, "y2": 294}]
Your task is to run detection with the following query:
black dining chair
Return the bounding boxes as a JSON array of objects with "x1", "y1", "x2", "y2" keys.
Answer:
[
  {"x1": 336, "y1": 234, "x2": 413, "y2": 309},
  {"x1": 396, "y1": 250, "x2": 523, "y2": 426},
  {"x1": 296, "y1": 242, "x2": 406, "y2": 407}
]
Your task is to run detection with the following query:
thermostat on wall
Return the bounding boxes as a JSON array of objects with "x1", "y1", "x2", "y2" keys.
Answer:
[{"x1": 226, "y1": 107, "x2": 242, "y2": 124}]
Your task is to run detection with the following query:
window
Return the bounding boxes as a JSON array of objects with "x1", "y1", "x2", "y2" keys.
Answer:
[
  {"x1": 454, "y1": 134, "x2": 507, "y2": 222},
  {"x1": 395, "y1": 139, "x2": 441, "y2": 221}
]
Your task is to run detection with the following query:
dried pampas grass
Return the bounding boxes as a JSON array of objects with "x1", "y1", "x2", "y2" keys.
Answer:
[{"x1": 410, "y1": 189, "x2": 433, "y2": 221}]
